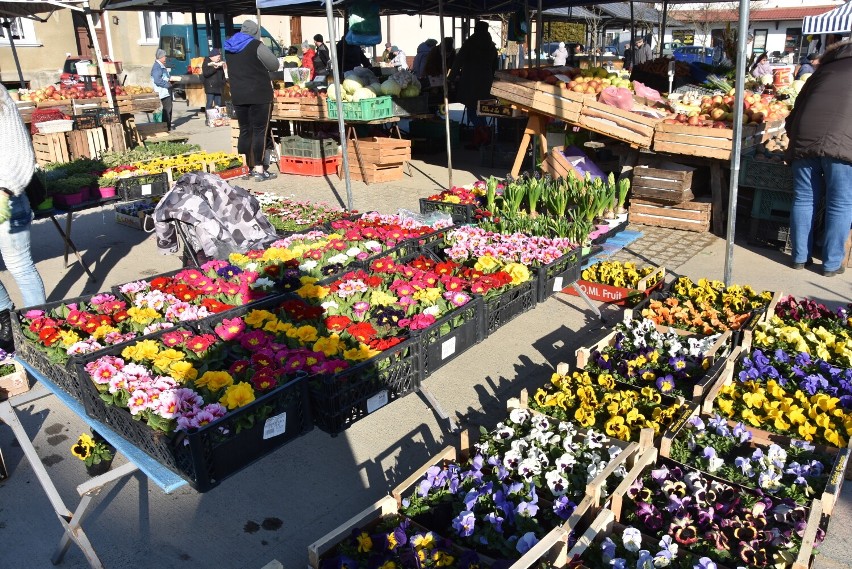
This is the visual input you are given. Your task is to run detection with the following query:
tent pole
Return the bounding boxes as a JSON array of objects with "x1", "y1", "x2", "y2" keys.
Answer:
[
  {"x1": 2, "y1": 22, "x2": 26, "y2": 88},
  {"x1": 191, "y1": 12, "x2": 200, "y2": 53},
  {"x1": 660, "y1": 0, "x2": 668, "y2": 58},
  {"x1": 85, "y1": 10, "x2": 114, "y2": 110},
  {"x1": 629, "y1": 1, "x2": 635, "y2": 66},
  {"x1": 724, "y1": 1, "x2": 751, "y2": 286},
  {"x1": 325, "y1": 0, "x2": 354, "y2": 211},
  {"x1": 439, "y1": 0, "x2": 453, "y2": 189}
]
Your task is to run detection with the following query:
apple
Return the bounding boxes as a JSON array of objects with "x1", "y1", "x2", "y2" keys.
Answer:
[{"x1": 710, "y1": 108, "x2": 726, "y2": 120}]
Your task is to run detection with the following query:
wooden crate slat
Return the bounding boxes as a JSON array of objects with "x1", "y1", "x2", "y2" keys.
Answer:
[
  {"x1": 653, "y1": 139, "x2": 733, "y2": 160},
  {"x1": 632, "y1": 186, "x2": 695, "y2": 202},
  {"x1": 629, "y1": 198, "x2": 712, "y2": 233},
  {"x1": 634, "y1": 165, "x2": 693, "y2": 183},
  {"x1": 490, "y1": 81, "x2": 535, "y2": 108},
  {"x1": 583, "y1": 100, "x2": 662, "y2": 128}
]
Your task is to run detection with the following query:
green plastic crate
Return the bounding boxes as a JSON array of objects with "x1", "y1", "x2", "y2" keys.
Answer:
[
  {"x1": 326, "y1": 96, "x2": 393, "y2": 121},
  {"x1": 279, "y1": 136, "x2": 338, "y2": 159},
  {"x1": 750, "y1": 187, "x2": 794, "y2": 222}
]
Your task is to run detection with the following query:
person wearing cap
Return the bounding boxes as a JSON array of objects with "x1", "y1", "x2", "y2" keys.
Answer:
[
  {"x1": 551, "y1": 42, "x2": 568, "y2": 66},
  {"x1": 381, "y1": 41, "x2": 393, "y2": 63},
  {"x1": 627, "y1": 37, "x2": 652, "y2": 69},
  {"x1": 389, "y1": 45, "x2": 408, "y2": 70},
  {"x1": 413, "y1": 39, "x2": 438, "y2": 78},
  {"x1": 313, "y1": 34, "x2": 332, "y2": 79},
  {"x1": 301, "y1": 40, "x2": 317, "y2": 79},
  {"x1": 795, "y1": 52, "x2": 818, "y2": 79},
  {"x1": 202, "y1": 48, "x2": 226, "y2": 110},
  {"x1": 449, "y1": 21, "x2": 498, "y2": 149},
  {"x1": 224, "y1": 20, "x2": 280, "y2": 182},
  {"x1": 151, "y1": 48, "x2": 173, "y2": 131}
]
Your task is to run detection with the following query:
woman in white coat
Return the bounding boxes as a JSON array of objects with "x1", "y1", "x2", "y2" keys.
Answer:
[{"x1": 551, "y1": 42, "x2": 568, "y2": 66}]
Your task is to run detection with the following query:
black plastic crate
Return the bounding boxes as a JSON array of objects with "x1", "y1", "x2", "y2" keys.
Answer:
[
  {"x1": 310, "y1": 336, "x2": 421, "y2": 435},
  {"x1": 95, "y1": 109, "x2": 120, "y2": 126},
  {"x1": 536, "y1": 249, "x2": 582, "y2": 303},
  {"x1": 480, "y1": 279, "x2": 538, "y2": 338},
  {"x1": 414, "y1": 297, "x2": 483, "y2": 379},
  {"x1": 591, "y1": 219, "x2": 629, "y2": 245},
  {"x1": 73, "y1": 114, "x2": 98, "y2": 130},
  {"x1": 116, "y1": 173, "x2": 169, "y2": 202},
  {"x1": 73, "y1": 344, "x2": 312, "y2": 492},
  {"x1": 419, "y1": 198, "x2": 476, "y2": 224},
  {"x1": 391, "y1": 94, "x2": 429, "y2": 117}
]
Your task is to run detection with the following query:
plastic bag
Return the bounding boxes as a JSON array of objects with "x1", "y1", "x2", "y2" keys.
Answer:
[
  {"x1": 632, "y1": 81, "x2": 662, "y2": 103},
  {"x1": 397, "y1": 208, "x2": 453, "y2": 227},
  {"x1": 598, "y1": 86, "x2": 634, "y2": 111},
  {"x1": 345, "y1": 0, "x2": 381, "y2": 46}
]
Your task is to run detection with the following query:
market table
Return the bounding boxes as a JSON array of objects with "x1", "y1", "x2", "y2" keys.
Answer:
[{"x1": 0, "y1": 360, "x2": 186, "y2": 568}]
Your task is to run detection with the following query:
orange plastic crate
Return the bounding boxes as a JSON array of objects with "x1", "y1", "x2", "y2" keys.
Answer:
[{"x1": 279, "y1": 155, "x2": 339, "y2": 176}]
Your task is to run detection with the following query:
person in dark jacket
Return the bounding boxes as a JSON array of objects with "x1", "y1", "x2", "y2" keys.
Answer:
[
  {"x1": 413, "y1": 39, "x2": 437, "y2": 78},
  {"x1": 795, "y1": 53, "x2": 818, "y2": 79},
  {"x1": 313, "y1": 34, "x2": 332, "y2": 79},
  {"x1": 201, "y1": 48, "x2": 225, "y2": 110},
  {"x1": 224, "y1": 20, "x2": 280, "y2": 182},
  {"x1": 785, "y1": 39, "x2": 852, "y2": 276},
  {"x1": 423, "y1": 37, "x2": 454, "y2": 81},
  {"x1": 627, "y1": 37, "x2": 653, "y2": 69},
  {"x1": 336, "y1": 37, "x2": 371, "y2": 74},
  {"x1": 449, "y1": 21, "x2": 497, "y2": 148}
]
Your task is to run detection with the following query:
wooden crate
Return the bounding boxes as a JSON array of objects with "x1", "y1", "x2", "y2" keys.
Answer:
[
  {"x1": 631, "y1": 163, "x2": 696, "y2": 203},
  {"x1": 348, "y1": 137, "x2": 411, "y2": 165},
  {"x1": 490, "y1": 78, "x2": 536, "y2": 108},
  {"x1": 230, "y1": 122, "x2": 240, "y2": 154},
  {"x1": 629, "y1": 198, "x2": 712, "y2": 232},
  {"x1": 272, "y1": 97, "x2": 301, "y2": 119},
  {"x1": 15, "y1": 101, "x2": 35, "y2": 124},
  {"x1": 35, "y1": 99, "x2": 73, "y2": 115},
  {"x1": 299, "y1": 98, "x2": 328, "y2": 119},
  {"x1": 72, "y1": 97, "x2": 109, "y2": 114},
  {"x1": 32, "y1": 132, "x2": 71, "y2": 166},
  {"x1": 344, "y1": 162, "x2": 404, "y2": 183},
  {"x1": 531, "y1": 83, "x2": 590, "y2": 123},
  {"x1": 115, "y1": 95, "x2": 134, "y2": 114},
  {"x1": 131, "y1": 93, "x2": 161, "y2": 112},
  {"x1": 66, "y1": 127, "x2": 107, "y2": 159},
  {"x1": 653, "y1": 122, "x2": 759, "y2": 160},
  {"x1": 562, "y1": 265, "x2": 666, "y2": 307},
  {"x1": 578, "y1": 100, "x2": 661, "y2": 148},
  {"x1": 0, "y1": 360, "x2": 30, "y2": 400},
  {"x1": 103, "y1": 122, "x2": 127, "y2": 154}
]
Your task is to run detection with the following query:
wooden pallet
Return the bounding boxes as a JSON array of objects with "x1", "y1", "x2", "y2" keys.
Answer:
[
  {"x1": 629, "y1": 198, "x2": 712, "y2": 232},
  {"x1": 272, "y1": 97, "x2": 301, "y2": 119},
  {"x1": 32, "y1": 132, "x2": 70, "y2": 166},
  {"x1": 631, "y1": 163, "x2": 696, "y2": 203},
  {"x1": 578, "y1": 100, "x2": 661, "y2": 148},
  {"x1": 67, "y1": 127, "x2": 108, "y2": 159},
  {"x1": 103, "y1": 122, "x2": 127, "y2": 154},
  {"x1": 653, "y1": 122, "x2": 759, "y2": 160}
]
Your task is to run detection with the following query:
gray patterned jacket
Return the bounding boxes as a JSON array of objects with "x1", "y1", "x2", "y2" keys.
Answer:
[{"x1": 153, "y1": 171, "x2": 278, "y2": 259}]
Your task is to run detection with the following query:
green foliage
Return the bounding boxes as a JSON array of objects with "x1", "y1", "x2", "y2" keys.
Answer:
[
  {"x1": 543, "y1": 22, "x2": 585, "y2": 44},
  {"x1": 100, "y1": 141, "x2": 200, "y2": 167}
]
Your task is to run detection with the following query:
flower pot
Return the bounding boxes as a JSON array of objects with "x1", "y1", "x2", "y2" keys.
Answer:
[
  {"x1": 85, "y1": 457, "x2": 114, "y2": 477},
  {"x1": 53, "y1": 192, "x2": 85, "y2": 208},
  {"x1": 98, "y1": 186, "x2": 117, "y2": 198}
]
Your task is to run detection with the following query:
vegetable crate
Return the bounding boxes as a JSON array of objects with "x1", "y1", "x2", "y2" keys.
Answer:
[
  {"x1": 131, "y1": 93, "x2": 161, "y2": 112},
  {"x1": 653, "y1": 122, "x2": 759, "y2": 161},
  {"x1": 116, "y1": 173, "x2": 169, "y2": 202},
  {"x1": 326, "y1": 96, "x2": 393, "y2": 121},
  {"x1": 631, "y1": 163, "x2": 695, "y2": 203},
  {"x1": 629, "y1": 198, "x2": 712, "y2": 233},
  {"x1": 578, "y1": 100, "x2": 661, "y2": 148},
  {"x1": 32, "y1": 132, "x2": 71, "y2": 166},
  {"x1": 0, "y1": 360, "x2": 30, "y2": 401},
  {"x1": 537, "y1": 249, "x2": 583, "y2": 303},
  {"x1": 561, "y1": 266, "x2": 665, "y2": 306},
  {"x1": 391, "y1": 94, "x2": 429, "y2": 117},
  {"x1": 309, "y1": 336, "x2": 421, "y2": 435},
  {"x1": 67, "y1": 127, "x2": 108, "y2": 160},
  {"x1": 418, "y1": 198, "x2": 476, "y2": 224},
  {"x1": 531, "y1": 84, "x2": 588, "y2": 123},
  {"x1": 72, "y1": 348, "x2": 312, "y2": 492},
  {"x1": 279, "y1": 155, "x2": 339, "y2": 177},
  {"x1": 480, "y1": 278, "x2": 538, "y2": 338},
  {"x1": 348, "y1": 137, "x2": 411, "y2": 164},
  {"x1": 489, "y1": 78, "x2": 536, "y2": 109},
  {"x1": 279, "y1": 135, "x2": 338, "y2": 159},
  {"x1": 299, "y1": 98, "x2": 328, "y2": 119},
  {"x1": 415, "y1": 297, "x2": 483, "y2": 379},
  {"x1": 15, "y1": 100, "x2": 35, "y2": 124},
  {"x1": 272, "y1": 97, "x2": 301, "y2": 119}
]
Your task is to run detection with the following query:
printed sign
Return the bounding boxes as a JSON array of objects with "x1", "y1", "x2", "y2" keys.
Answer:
[{"x1": 262, "y1": 413, "x2": 287, "y2": 439}]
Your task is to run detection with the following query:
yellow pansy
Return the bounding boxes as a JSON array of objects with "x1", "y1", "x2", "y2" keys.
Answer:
[
  {"x1": 503, "y1": 263, "x2": 531, "y2": 285},
  {"x1": 474, "y1": 255, "x2": 500, "y2": 272},
  {"x1": 195, "y1": 371, "x2": 234, "y2": 391},
  {"x1": 219, "y1": 382, "x2": 256, "y2": 410}
]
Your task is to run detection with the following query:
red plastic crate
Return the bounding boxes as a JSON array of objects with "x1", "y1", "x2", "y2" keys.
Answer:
[{"x1": 279, "y1": 155, "x2": 339, "y2": 177}]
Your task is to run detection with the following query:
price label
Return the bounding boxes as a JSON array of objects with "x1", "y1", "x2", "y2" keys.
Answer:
[
  {"x1": 141, "y1": 183, "x2": 152, "y2": 196},
  {"x1": 262, "y1": 412, "x2": 287, "y2": 439},
  {"x1": 441, "y1": 337, "x2": 457, "y2": 360},
  {"x1": 366, "y1": 390, "x2": 389, "y2": 414},
  {"x1": 552, "y1": 276, "x2": 564, "y2": 292}
]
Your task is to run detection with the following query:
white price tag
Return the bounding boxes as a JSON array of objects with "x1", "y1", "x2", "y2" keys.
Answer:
[
  {"x1": 366, "y1": 390, "x2": 389, "y2": 414},
  {"x1": 441, "y1": 337, "x2": 457, "y2": 360},
  {"x1": 552, "y1": 276, "x2": 564, "y2": 292},
  {"x1": 262, "y1": 412, "x2": 287, "y2": 439},
  {"x1": 141, "y1": 183, "x2": 152, "y2": 196}
]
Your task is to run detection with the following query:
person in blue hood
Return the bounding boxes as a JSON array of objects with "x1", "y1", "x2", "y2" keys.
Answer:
[{"x1": 224, "y1": 20, "x2": 280, "y2": 182}]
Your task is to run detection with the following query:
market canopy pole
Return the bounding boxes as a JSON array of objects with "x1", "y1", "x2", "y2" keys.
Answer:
[
  {"x1": 659, "y1": 0, "x2": 668, "y2": 58},
  {"x1": 324, "y1": 0, "x2": 354, "y2": 211},
  {"x1": 438, "y1": 0, "x2": 453, "y2": 188},
  {"x1": 724, "y1": 0, "x2": 751, "y2": 286}
]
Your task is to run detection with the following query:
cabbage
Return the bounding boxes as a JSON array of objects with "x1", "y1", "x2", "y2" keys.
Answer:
[
  {"x1": 380, "y1": 79, "x2": 402, "y2": 96},
  {"x1": 799, "y1": 73, "x2": 812, "y2": 82},
  {"x1": 352, "y1": 87, "x2": 377, "y2": 101},
  {"x1": 401, "y1": 84, "x2": 421, "y2": 98},
  {"x1": 326, "y1": 84, "x2": 338, "y2": 101},
  {"x1": 760, "y1": 74, "x2": 774, "y2": 86},
  {"x1": 342, "y1": 79, "x2": 363, "y2": 94},
  {"x1": 792, "y1": 79, "x2": 805, "y2": 94},
  {"x1": 368, "y1": 83, "x2": 383, "y2": 95}
]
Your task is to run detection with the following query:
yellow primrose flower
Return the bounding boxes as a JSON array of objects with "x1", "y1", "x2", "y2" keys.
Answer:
[
  {"x1": 245, "y1": 309, "x2": 275, "y2": 328},
  {"x1": 503, "y1": 263, "x2": 531, "y2": 285},
  {"x1": 313, "y1": 334, "x2": 342, "y2": 357},
  {"x1": 153, "y1": 348, "x2": 185, "y2": 370},
  {"x1": 412, "y1": 288, "x2": 441, "y2": 304},
  {"x1": 168, "y1": 360, "x2": 197, "y2": 382},
  {"x1": 343, "y1": 344, "x2": 380, "y2": 362},
  {"x1": 474, "y1": 255, "x2": 501, "y2": 272},
  {"x1": 370, "y1": 290, "x2": 398, "y2": 306},
  {"x1": 195, "y1": 371, "x2": 234, "y2": 391},
  {"x1": 296, "y1": 282, "x2": 329, "y2": 300},
  {"x1": 127, "y1": 306, "x2": 160, "y2": 325},
  {"x1": 295, "y1": 325, "x2": 319, "y2": 344},
  {"x1": 219, "y1": 381, "x2": 256, "y2": 409},
  {"x1": 92, "y1": 324, "x2": 119, "y2": 340},
  {"x1": 59, "y1": 329, "x2": 81, "y2": 347}
]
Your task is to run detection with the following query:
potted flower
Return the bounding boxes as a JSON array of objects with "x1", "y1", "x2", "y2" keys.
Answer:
[
  {"x1": 96, "y1": 170, "x2": 119, "y2": 198},
  {"x1": 71, "y1": 432, "x2": 115, "y2": 476}
]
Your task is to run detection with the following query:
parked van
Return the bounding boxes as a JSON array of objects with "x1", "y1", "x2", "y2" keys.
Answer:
[{"x1": 159, "y1": 24, "x2": 284, "y2": 75}]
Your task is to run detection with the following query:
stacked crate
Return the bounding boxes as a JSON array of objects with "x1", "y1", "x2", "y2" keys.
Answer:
[
  {"x1": 344, "y1": 137, "x2": 410, "y2": 183},
  {"x1": 628, "y1": 162, "x2": 711, "y2": 233}
]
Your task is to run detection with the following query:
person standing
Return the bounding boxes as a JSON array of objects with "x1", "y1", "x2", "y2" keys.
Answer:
[
  {"x1": 381, "y1": 42, "x2": 393, "y2": 63},
  {"x1": 282, "y1": 46, "x2": 302, "y2": 68},
  {"x1": 201, "y1": 48, "x2": 225, "y2": 110},
  {"x1": 423, "y1": 37, "x2": 455, "y2": 85},
  {"x1": 389, "y1": 46, "x2": 408, "y2": 70},
  {"x1": 301, "y1": 41, "x2": 317, "y2": 79},
  {"x1": 336, "y1": 37, "x2": 371, "y2": 74},
  {"x1": 795, "y1": 53, "x2": 818, "y2": 79},
  {"x1": 785, "y1": 39, "x2": 852, "y2": 277},
  {"x1": 0, "y1": 84, "x2": 46, "y2": 350},
  {"x1": 551, "y1": 42, "x2": 568, "y2": 66},
  {"x1": 627, "y1": 37, "x2": 653, "y2": 69},
  {"x1": 449, "y1": 20, "x2": 498, "y2": 149},
  {"x1": 413, "y1": 39, "x2": 438, "y2": 78},
  {"x1": 224, "y1": 20, "x2": 280, "y2": 182},
  {"x1": 313, "y1": 34, "x2": 332, "y2": 79},
  {"x1": 151, "y1": 48, "x2": 173, "y2": 131}
]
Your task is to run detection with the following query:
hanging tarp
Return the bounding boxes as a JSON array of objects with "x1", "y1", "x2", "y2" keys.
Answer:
[{"x1": 803, "y1": 1, "x2": 852, "y2": 35}]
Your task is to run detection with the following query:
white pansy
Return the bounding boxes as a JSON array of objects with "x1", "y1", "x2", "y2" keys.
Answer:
[
  {"x1": 327, "y1": 253, "x2": 349, "y2": 265},
  {"x1": 517, "y1": 457, "x2": 541, "y2": 480},
  {"x1": 509, "y1": 408, "x2": 530, "y2": 425},
  {"x1": 503, "y1": 449, "x2": 522, "y2": 470},
  {"x1": 510, "y1": 439, "x2": 529, "y2": 454},
  {"x1": 300, "y1": 260, "x2": 318, "y2": 272},
  {"x1": 346, "y1": 247, "x2": 362, "y2": 257},
  {"x1": 557, "y1": 452, "x2": 576, "y2": 471},
  {"x1": 545, "y1": 470, "x2": 569, "y2": 496}
]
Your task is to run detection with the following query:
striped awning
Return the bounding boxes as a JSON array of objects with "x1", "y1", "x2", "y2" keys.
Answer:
[{"x1": 803, "y1": 1, "x2": 852, "y2": 35}]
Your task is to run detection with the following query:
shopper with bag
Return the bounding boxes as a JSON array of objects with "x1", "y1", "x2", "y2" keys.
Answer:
[
  {"x1": 151, "y1": 48, "x2": 173, "y2": 131},
  {"x1": 202, "y1": 48, "x2": 226, "y2": 110}
]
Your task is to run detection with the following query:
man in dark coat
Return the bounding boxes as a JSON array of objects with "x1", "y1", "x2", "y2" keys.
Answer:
[
  {"x1": 413, "y1": 39, "x2": 438, "y2": 77},
  {"x1": 335, "y1": 37, "x2": 372, "y2": 74},
  {"x1": 201, "y1": 48, "x2": 225, "y2": 110},
  {"x1": 627, "y1": 37, "x2": 653, "y2": 69},
  {"x1": 313, "y1": 34, "x2": 332, "y2": 79},
  {"x1": 449, "y1": 20, "x2": 498, "y2": 148},
  {"x1": 785, "y1": 39, "x2": 852, "y2": 276}
]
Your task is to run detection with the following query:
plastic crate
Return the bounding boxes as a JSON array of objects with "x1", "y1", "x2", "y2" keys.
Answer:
[
  {"x1": 414, "y1": 297, "x2": 483, "y2": 379},
  {"x1": 748, "y1": 217, "x2": 792, "y2": 253},
  {"x1": 749, "y1": 187, "x2": 794, "y2": 222},
  {"x1": 480, "y1": 279, "x2": 538, "y2": 338},
  {"x1": 326, "y1": 96, "x2": 393, "y2": 121},
  {"x1": 309, "y1": 336, "x2": 421, "y2": 435},
  {"x1": 94, "y1": 109, "x2": 120, "y2": 126},
  {"x1": 591, "y1": 219, "x2": 629, "y2": 245},
  {"x1": 536, "y1": 249, "x2": 582, "y2": 303},
  {"x1": 72, "y1": 114, "x2": 98, "y2": 130},
  {"x1": 279, "y1": 155, "x2": 339, "y2": 177},
  {"x1": 391, "y1": 94, "x2": 429, "y2": 117},
  {"x1": 35, "y1": 119, "x2": 74, "y2": 133},
  {"x1": 72, "y1": 345, "x2": 312, "y2": 492},
  {"x1": 279, "y1": 135, "x2": 338, "y2": 159},
  {"x1": 740, "y1": 153, "x2": 793, "y2": 192},
  {"x1": 419, "y1": 198, "x2": 476, "y2": 224},
  {"x1": 116, "y1": 173, "x2": 169, "y2": 201}
]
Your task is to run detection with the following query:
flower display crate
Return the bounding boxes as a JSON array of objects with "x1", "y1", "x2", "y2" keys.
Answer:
[
  {"x1": 71, "y1": 344, "x2": 312, "y2": 492},
  {"x1": 481, "y1": 278, "x2": 538, "y2": 338},
  {"x1": 536, "y1": 249, "x2": 583, "y2": 304},
  {"x1": 414, "y1": 296, "x2": 484, "y2": 379},
  {"x1": 0, "y1": 360, "x2": 30, "y2": 401},
  {"x1": 418, "y1": 198, "x2": 476, "y2": 224},
  {"x1": 608, "y1": 447, "x2": 823, "y2": 569},
  {"x1": 310, "y1": 336, "x2": 421, "y2": 435},
  {"x1": 116, "y1": 173, "x2": 169, "y2": 202},
  {"x1": 590, "y1": 218, "x2": 629, "y2": 245},
  {"x1": 561, "y1": 266, "x2": 665, "y2": 307}
]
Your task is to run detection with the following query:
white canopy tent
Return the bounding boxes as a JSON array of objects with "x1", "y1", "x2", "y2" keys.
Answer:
[{"x1": 803, "y1": 1, "x2": 852, "y2": 35}]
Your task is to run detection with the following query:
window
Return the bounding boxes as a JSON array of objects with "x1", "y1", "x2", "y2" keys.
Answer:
[
  {"x1": 0, "y1": 17, "x2": 38, "y2": 45},
  {"x1": 139, "y1": 11, "x2": 174, "y2": 44},
  {"x1": 752, "y1": 29, "x2": 768, "y2": 54}
]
